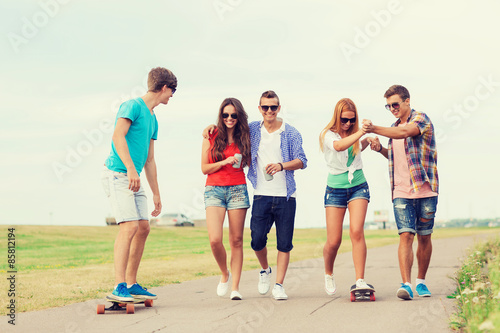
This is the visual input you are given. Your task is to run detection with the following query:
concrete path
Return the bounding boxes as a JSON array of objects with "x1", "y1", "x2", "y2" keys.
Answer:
[{"x1": 2, "y1": 233, "x2": 497, "y2": 333}]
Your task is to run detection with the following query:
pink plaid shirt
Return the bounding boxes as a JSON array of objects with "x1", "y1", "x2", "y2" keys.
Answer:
[{"x1": 387, "y1": 109, "x2": 439, "y2": 196}]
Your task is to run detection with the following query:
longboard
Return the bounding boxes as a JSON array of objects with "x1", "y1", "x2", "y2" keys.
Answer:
[
  {"x1": 96, "y1": 296, "x2": 154, "y2": 314},
  {"x1": 350, "y1": 284, "x2": 375, "y2": 302}
]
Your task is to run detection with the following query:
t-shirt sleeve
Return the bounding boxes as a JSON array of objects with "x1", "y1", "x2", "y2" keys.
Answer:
[
  {"x1": 409, "y1": 112, "x2": 431, "y2": 135},
  {"x1": 117, "y1": 100, "x2": 139, "y2": 122},
  {"x1": 152, "y1": 116, "x2": 158, "y2": 140},
  {"x1": 324, "y1": 131, "x2": 336, "y2": 151}
]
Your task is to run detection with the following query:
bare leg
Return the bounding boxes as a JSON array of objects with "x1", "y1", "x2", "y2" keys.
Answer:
[
  {"x1": 323, "y1": 207, "x2": 346, "y2": 275},
  {"x1": 275, "y1": 251, "x2": 290, "y2": 285},
  {"x1": 255, "y1": 247, "x2": 269, "y2": 272},
  {"x1": 227, "y1": 209, "x2": 247, "y2": 291},
  {"x1": 206, "y1": 207, "x2": 229, "y2": 282},
  {"x1": 126, "y1": 220, "x2": 150, "y2": 284},
  {"x1": 416, "y1": 233, "x2": 432, "y2": 279},
  {"x1": 114, "y1": 221, "x2": 139, "y2": 285},
  {"x1": 348, "y1": 199, "x2": 368, "y2": 280},
  {"x1": 398, "y1": 232, "x2": 415, "y2": 283}
]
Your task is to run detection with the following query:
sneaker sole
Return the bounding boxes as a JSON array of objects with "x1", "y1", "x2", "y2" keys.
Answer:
[
  {"x1": 397, "y1": 289, "x2": 413, "y2": 300},
  {"x1": 108, "y1": 295, "x2": 135, "y2": 302},
  {"x1": 417, "y1": 293, "x2": 431, "y2": 297},
  {"x1": 273, "y1": 296, "x2": 288, "y2": 300},
  {"x1": 324, "y1": 287, "x2": 336, "y2": 296},
  {"x1": 130, "y1": 294, "x2": 158, "y2": 300}
]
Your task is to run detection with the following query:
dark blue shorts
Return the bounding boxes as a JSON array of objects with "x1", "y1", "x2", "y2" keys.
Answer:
[
  {"x1": 324, "y1": 182, "x2": 370, "y2": 208},
  {"x1": 250, "y1": 196, "x2": 296, "y2": 253}
]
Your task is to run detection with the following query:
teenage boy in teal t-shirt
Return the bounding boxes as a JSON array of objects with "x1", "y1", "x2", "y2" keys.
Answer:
[{"x1": 102, "y1": 67, "x2": 177, "y2": 301}]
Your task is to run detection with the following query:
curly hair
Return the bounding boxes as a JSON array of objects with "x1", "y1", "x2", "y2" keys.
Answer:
[{"x1": 210, "y1": 98, "x2": 251, "y2": 168}]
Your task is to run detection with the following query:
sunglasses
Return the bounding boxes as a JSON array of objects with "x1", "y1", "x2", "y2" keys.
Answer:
[
  {"x1": 340, "y1": 117, "x2": 356, "y2": 124},
  {"x1": 169, "y1": 87, "x2": 176, "y2": 94},
  {"x1": 260, "y1": 105, "x2": 279, "y2": 112},
  {"x1": 222, "y1": 113, "x2": 237, "y2": 119},
  {"x1": 385, "y1": 102, "x2": 402, "y2": 110}
]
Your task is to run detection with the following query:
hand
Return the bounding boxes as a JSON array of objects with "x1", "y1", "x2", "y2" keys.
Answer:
[
  {"x1": 222, "y1": 156, "x2": 238, "y2": 166},
  {"x1": 151, "y1": 194, "x2": 162, "y2": 217},
  {"x1": 202, "y1": 125, "x2": 217, "y2": 139},
  {"x1": 265, "y1": 163, "x2": 282, "y2": 175},
  {"x1": 368, "y1": 136, "x2": 381, "y2": 152},
  {"x1": 362, "y1": 119, "x2": 374, "y2": 133},
  {"x1": 127, "y1": 169, "x2": 141, "y2": 192}
]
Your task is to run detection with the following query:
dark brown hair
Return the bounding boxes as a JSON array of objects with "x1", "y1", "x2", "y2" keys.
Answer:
[
  {"x1": 260, "y1": 90, "x2": 280, "y2": 105},
  {"x1": 147, "y1": 67, "x2": 177, "y2": 92},
  {"x1": 384, "y1": 85, "x2": 410, "y2": 101},
  {"x1": 211, "y1": 98, "x2": 251, "y2": 167}
]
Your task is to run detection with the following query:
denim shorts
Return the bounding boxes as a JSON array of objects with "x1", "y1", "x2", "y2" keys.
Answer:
[
  {"x1": 324, "y1": 182, "x2": 370, "y2": 208},
  {"x1": 101, "y1": 167, "x2": 149, "y2": 223},
  {"x1": 250, "y1": 196, "x2": 296, "y2": 253},
  {"x1": 204, "y1": 184, "x2": 250, "y2": 210},
  {"x1": 393, "y1": 196, "x2": 438, "y2": 235}
]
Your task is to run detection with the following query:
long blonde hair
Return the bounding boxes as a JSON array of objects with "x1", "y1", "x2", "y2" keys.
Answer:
[{"x1": 319, "y1": 98, "x2": 360, "y2": 155}]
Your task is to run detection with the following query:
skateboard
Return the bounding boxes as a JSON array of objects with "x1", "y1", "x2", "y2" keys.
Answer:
[
  {"x1": 350, "y1": 284, "x2": 375, "y2": 302},
  {"x1": 96, "y1": 296, "x2": 154, "y2": 314}
]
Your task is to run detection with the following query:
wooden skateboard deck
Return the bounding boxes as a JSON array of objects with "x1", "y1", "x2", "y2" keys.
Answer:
[
  {"x1": 350, "y1": 284, "x2": 375, "y2": 302},
  {"x1": 96, "y1": 296, "x2": 154, "y2": 314}
]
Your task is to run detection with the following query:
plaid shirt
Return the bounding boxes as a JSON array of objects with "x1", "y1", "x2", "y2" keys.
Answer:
[
  {"x1": 247, "y1": 120, "x2": 307, "y2": 200},
  {"x1": 388, "y1": 109, "x2": 439, "y2": 195}
]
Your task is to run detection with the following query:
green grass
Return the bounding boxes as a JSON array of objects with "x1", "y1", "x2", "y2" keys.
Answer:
[
  {"x1": 0, "y1": 225, "x2": 498, "y2": 314},
  {"x1": 449, "y1": 237, "x2": 500, "y2": 332}
]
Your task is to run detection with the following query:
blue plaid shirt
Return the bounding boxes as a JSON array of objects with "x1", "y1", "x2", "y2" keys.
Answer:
[{"x1": 247, "y1": 120, "x2": 307, "y2": 200}]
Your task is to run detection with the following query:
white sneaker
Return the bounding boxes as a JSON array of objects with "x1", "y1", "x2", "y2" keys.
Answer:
[
  {"x1": 325, "y1": 274, "x2": 337, "y2": 295},
  {"x1": 272, "y1": 283, "x2": 288, "y2": 300},
  {"x1": 217, "y1": 271, "x2": 231, "y2": 297},
  {"x1": 356, "y1": 279, "x2": 370, "y2": 289},
  {"x1": 258, "y1": 267, "x2": 272, "y2": 295},
  {"x1": 230, "y1": 290, "x2": 242, "y2": 300}
]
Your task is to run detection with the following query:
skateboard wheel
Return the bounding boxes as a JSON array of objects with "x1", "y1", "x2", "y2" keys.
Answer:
[
  {"x1": 126, "y1": 303, "x2": 135, "y2": 314},
  {"x1": 97, "y1": 304, "x2": 105, "y2": 314},
  {"x1": 350, "y1": 293, "x2": 355, "y2": 302},
  {"x1": 370, "y1": 293, "x2": 376, "y2": 301},
  {"x1": 144, "y1": 299, "x2": 153, "y2": 307}
]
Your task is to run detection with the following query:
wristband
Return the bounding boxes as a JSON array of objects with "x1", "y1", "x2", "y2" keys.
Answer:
[
  {"x1": 377, "y1": 145, "x2": 383, "y2": 153},
  {"x1": 278, "y1": 163, "x2": 283, "y2": 171}
]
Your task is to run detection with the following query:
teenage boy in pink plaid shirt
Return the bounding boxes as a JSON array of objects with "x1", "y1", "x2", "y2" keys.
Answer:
[{"x1": 363, "y1": 85, "x2": 438, "y2": 300}]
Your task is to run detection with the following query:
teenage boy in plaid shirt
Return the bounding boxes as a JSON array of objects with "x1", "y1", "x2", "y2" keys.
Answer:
[{"x1": 363, "y1": 85, "x2": 438, "y2": 300}]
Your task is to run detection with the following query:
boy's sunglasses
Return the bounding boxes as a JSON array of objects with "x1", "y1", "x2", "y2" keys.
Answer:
[
  {"x1": 340, "y1": 117, "x2": 356, "y2": 124},
  {"x1": 385, "y1": 102, "x2": 401, "y2": 111},
  {"x1": 260, "y1": 105, "x2": 279, "y2": 112},
  {"x1": 222, "y1": 113, "x2": 237, "y2": 119}
]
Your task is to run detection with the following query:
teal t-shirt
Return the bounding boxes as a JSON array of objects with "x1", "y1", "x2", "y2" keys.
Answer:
[
  {"x1": 105, "y1": 98, "x2": 158, "y2": 175},
  {"x1": 327, "y1": 146, "x2": 366, "y2": 188}
]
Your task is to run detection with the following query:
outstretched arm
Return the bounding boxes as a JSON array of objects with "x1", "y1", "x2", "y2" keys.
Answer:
[{"x1": 363, "y1": 119, "x2": 420, "y2": 139}]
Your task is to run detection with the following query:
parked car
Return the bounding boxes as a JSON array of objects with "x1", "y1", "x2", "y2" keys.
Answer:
[{"x1": 157, "y1": 213, "x2": 194, "y2": 227}]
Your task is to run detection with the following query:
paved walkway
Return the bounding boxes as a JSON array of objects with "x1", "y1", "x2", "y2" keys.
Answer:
[{"x1": 2, "y1": 233, "x2": 498, "y2": 333}]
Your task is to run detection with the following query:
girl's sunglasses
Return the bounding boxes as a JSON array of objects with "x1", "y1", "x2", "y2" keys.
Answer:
[
  {"x1": 222, "y1": 113, "x2": 237, "y2": 119},
  {"x1": 340, "y1": 117, "x2": 356, "y2": 124},
  {"x1": 260, "y1": 105, "x2": 279, "y2": 112}
]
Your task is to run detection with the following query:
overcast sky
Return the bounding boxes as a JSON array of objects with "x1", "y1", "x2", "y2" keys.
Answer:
[{"x1": 1, "y1": 0, "x2": 499, "y2": 228}]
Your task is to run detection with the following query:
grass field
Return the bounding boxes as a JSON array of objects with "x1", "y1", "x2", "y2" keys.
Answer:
[{"x1": 0, "y1": 225, "x2": 499, "y2": 314}]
